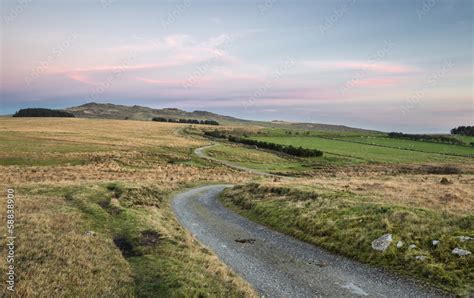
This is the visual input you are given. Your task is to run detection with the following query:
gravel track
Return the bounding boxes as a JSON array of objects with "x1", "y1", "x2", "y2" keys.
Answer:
[{"x1": 172, "y1": 184, "x2": 448, "y2": 297}]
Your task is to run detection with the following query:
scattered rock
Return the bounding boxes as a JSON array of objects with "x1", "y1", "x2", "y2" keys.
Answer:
[
  {"x1": 314, "y1": 261, "x2": 328, "y2": 267},
  {"x1": 371, "y1": 234, "x2": 392, "y2": 252},
  {"x1": 432, "y1": 240, "x2": 440, "y2": 246},
  {"x1": 458, "y1": 236, "x2": 473, "y2": 242},
  {"x1": 415, "y1": 256, "x2": 427, "y2": 261},
  {"x1": 84, "y1": 231, "x2": 95, "y2": 236},
  {"x1": 452, "y1": 248, "x2": 471, "y2": 256},
  {"x1": 408, "y1": 244, "x2": 417, "y2": 250},
  {"x1": 396, "y1": 241, "x2": 404, "y2": 248},
  {"x1": 440, "y1": 177, "x2": 450, "y2": 185},
  {"x1": 235, "y1": 238, "x2": 256, "y2": 244}
]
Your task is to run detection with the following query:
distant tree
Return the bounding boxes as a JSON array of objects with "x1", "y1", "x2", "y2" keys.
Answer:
[
  {"x1": 388, "y1": 132, "x2": 463, "y2": 145},
  {"x1": 202, "y1": 120, "x2": 219, "y2": 125},
  {"x1": 152, "y1": 117, "x2": 168, "y2": 122},
  {"x1": 204, "y1": 132, "x2": 323, "y2": 157},
  {"x1": 12, "y1": 108, "x2": 75, "y2": 117},
  {"x1": 451, "y1": 126, "x2": 474, "y2": 136},
  {"x1": 152, "y1": 117, "x2": 218, "y2": 125}
]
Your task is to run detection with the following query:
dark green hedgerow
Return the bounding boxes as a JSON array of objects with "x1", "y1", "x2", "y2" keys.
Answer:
[{"x1": 204, "y1": 130, "x2": 323, "y2": 157}]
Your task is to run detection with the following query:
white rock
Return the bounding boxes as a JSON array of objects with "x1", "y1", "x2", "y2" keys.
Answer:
[
  {"x1": 415, "y1": 255, "x2": 427, "y2": 261},
  {"x1": 84, "y1": 230, "x2": 96, "y2": 236},
  {"x1": 371, "y1": 234, "x2": 392, "y2": 252},
  {"x1": 408, "y1": 244, "x2": 417, "y2": 249},
  {"x1": 452, "y1": 248, "x2": 471, "y2": 256},
  {"x1": 432, "y1": 240, "x2": 439, "y2": 246},
  {"x1": 458, "y1": 236, "x2": 473, "y2": 242},
  {"x1": 396, "y1": 241, "x2": 403, "y2": 248}
]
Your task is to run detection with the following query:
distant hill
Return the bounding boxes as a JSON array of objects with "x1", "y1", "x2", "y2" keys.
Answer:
[
  {"x1": 64, "y1": 102, "x2": 246, "y2": 125},
  {"x1": 63, "y1": 102, "x2": 376, "y2": 133}
]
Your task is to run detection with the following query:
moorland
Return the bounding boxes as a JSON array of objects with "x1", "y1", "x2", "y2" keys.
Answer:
[{"x1": 1, "y1": 104, "x2": 473, "y2": 296}]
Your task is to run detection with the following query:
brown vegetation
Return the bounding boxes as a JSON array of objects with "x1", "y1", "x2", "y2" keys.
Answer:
[{"x1": 0, "y1": 118, "x2": 256, "y2": 297}]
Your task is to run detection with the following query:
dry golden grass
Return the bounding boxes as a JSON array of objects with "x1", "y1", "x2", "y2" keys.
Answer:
[
  {"x1": 0, "y1": 187, "x2": 135, "y2": 296},
  {"x1": 0, "y1": 117, "x2": 193, "y2": 145},
  {"x1": 0, "y1": 118, "x2": 254, "y2": 186},
  {"x1": 272, "y1": 173, "x2": 474, "y2": 215},
  {"x1": 0, "y1": 118, "x2": 257, "y2": 297},
  {"x1": 0, "y1": 161, "x2": 251, "y2": 186}
]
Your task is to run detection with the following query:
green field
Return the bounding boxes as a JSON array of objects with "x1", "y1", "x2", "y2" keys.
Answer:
[
  {"x1": 328, "y1": 136, "x2": 474, "y2": 156},
  {"x1": 205, "y1": 143, "x2": 363, "y2": 174},
  {"x1": 250, "y1": 136, "x2": 472, "y2": 164},
  {"x1": 453, "y1": 135, "x2": 474, "y2": 145}
]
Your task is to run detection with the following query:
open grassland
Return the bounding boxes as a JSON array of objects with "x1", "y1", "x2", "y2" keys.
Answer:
[
  {"x1": 0, "y1": 118, "x2": 256, "y2": 297},
  {"x1": 221, "y1": 182, "x2": 474, "y2": 295},
  {"x1": 1, "y1": 118, "x2": 472, "y2": 296},
  {"x1": 251, "y1": 136, "x2": 473, "y2": 164},
  {"x1": 204, "y1": 141, "x2": 474, "y2": 176}
]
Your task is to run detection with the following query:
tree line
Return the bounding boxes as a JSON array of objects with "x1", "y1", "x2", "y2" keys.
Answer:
[
  {"x1": 451, "y1": 126, "x2": 474, "y2": 136},
  {"x1": 388, "y1": 132, "x2": 464, "y2": 145},
  {"x1": 13, "y1": 108, "x2": 75, "y2": 117},
  {"x1": 204, "y1": 130, "x2": 323, "y2": 157},
  {"x1": 152, "y1": 117, "x2": 219, "y2": 125}
]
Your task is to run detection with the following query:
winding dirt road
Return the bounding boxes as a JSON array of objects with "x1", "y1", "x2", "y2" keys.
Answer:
[
  {"x1": 194, "y1": 144, "x2": 281, "y2": 177},
  {"x1": 172, "y1": 185, "x2": 447, "y2": 297},
  {"x1": 172, "y1": 142, "x2": 448, "y2": 296}
]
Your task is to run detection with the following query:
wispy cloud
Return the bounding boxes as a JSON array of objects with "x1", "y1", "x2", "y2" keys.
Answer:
[
  {"x1": 52, "y1": 34, "x2": 240, "y2": 86},
  {"x1": 303, "y1": 60, "x2": 417, "y2": 74},
  {"x1": 349, "y1": 77, "x2": 399, "y2": 88}
]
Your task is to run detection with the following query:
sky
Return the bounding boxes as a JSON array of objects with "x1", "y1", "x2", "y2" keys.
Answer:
[{"x1": 1, "y1": 0, "x2": 472, "y2": 132}]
